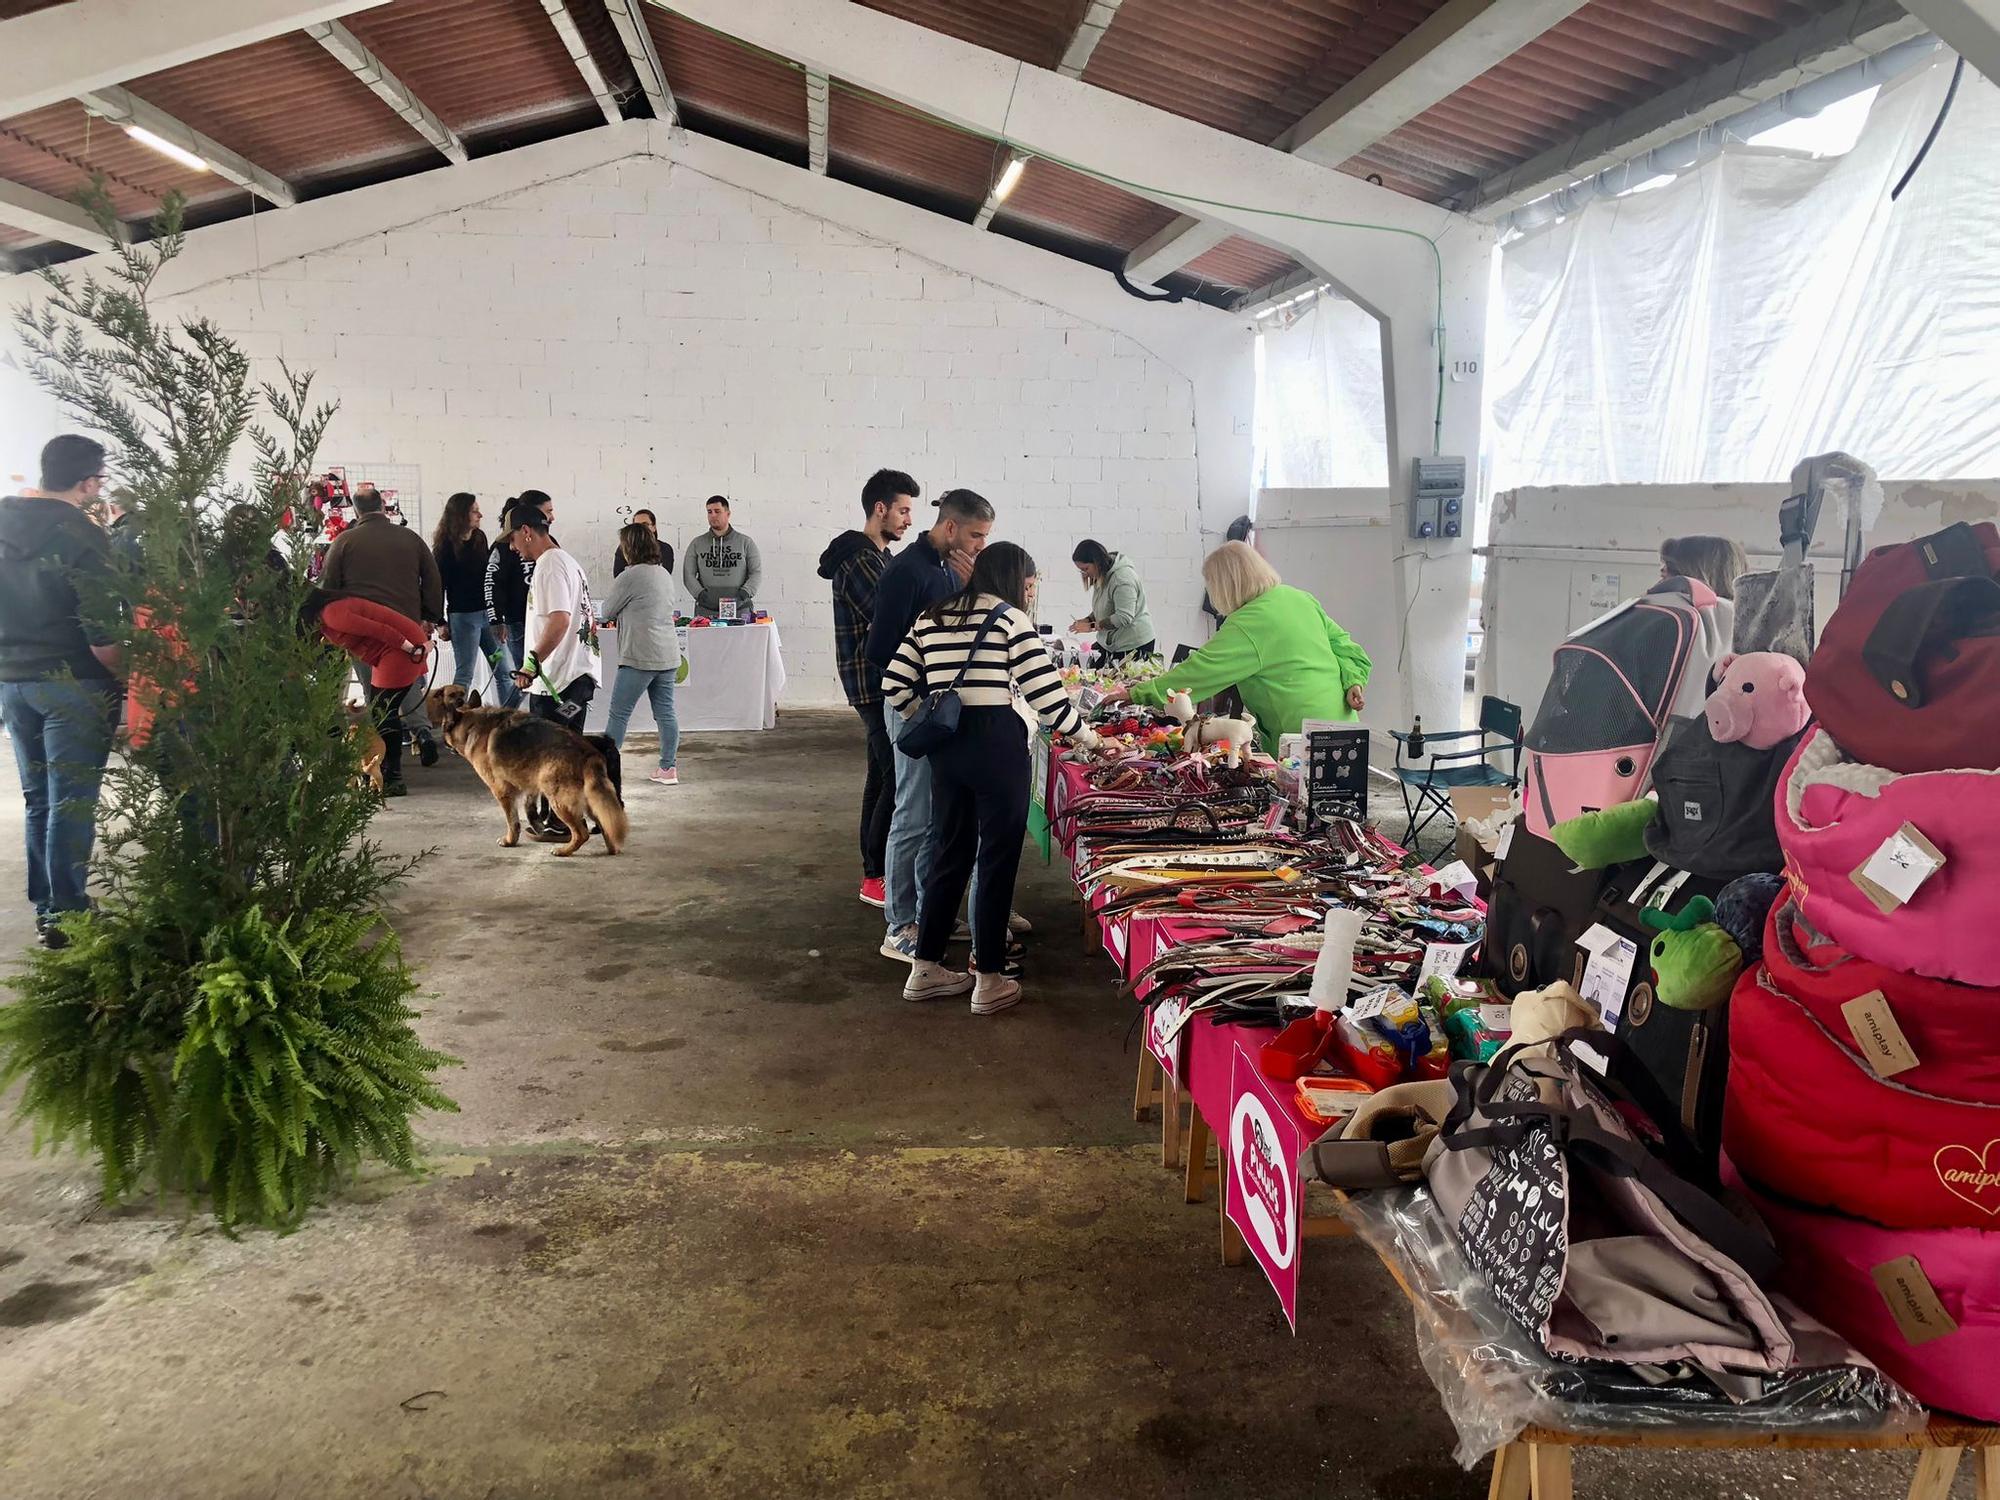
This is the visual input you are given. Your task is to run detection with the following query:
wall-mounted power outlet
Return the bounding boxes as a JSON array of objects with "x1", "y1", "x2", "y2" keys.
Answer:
[{"x1": 1410, "y1": 456, "x2": 1466, "y2": 541}]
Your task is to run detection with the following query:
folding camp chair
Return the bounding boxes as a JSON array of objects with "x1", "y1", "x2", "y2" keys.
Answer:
[{"x1": 1391, "y1": 695, "x2": 1522, "y2": 854}]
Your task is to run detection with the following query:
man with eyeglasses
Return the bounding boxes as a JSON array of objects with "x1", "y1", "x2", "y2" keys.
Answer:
[{"x1": 0, "y1": 435, "x2": 124, "y2": 948}]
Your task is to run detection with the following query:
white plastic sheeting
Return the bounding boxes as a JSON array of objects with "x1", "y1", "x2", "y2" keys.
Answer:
[
  {"x1": 1490, "y1": 54, "x2": 2000, "y2": 488},
  {"x1": 1253, "y1": 293, "x2": 1389, "y2": 489}
]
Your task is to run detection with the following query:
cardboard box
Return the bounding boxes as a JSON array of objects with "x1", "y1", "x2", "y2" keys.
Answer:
[{"x1": 1450, "y1": 786, "x2": 1515, "y2": 895}]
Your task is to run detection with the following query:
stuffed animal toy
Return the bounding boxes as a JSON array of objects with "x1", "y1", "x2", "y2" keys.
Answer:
[
  {"x1": 1163, "y1": 689, "x2": 1257, "y2": 769},
  {"x1": 1640, "y1": 896, "x2": 1743, "y2": 1011},
  {"x1": 1713, "y1": 871, "x2": 1784, "y2": 965},
  {"x1": 1507, "y1": 979, "x2": 1602, "y2": 1050},
  {"x1": 1549, "y1": 798, "x2": 1655, "y2": 869},
  {"x1": 1705, "y1": 652, "x2": 1810, "y2": 749}
]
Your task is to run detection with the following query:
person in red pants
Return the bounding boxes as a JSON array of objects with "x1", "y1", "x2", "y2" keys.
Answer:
[{"x1": 307, "y1": 591, "x2": 432, "y2": 795}]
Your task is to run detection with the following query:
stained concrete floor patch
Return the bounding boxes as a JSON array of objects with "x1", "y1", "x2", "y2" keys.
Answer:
[{"x1": 0, "y1": 715, "x2": 1971, "y2": 1497}]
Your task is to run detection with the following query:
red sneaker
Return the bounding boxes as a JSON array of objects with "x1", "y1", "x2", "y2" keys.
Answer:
[{"x1": 859, "y1": 877, "x2": 886, "y2": 909}]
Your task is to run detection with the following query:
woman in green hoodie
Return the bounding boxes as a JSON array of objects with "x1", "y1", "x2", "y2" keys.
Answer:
[
  {"x1": 1069, "y1": 540, "x2": 1155, "y2": 663},
  {"x1": 1102, "y1": 541, "x2": 1370, "y2": 753}
]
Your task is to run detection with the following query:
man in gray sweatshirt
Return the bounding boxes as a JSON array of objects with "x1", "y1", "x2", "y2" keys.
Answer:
[{"x1": 681, "y1": 495, "x2": 762, "y2": 615}]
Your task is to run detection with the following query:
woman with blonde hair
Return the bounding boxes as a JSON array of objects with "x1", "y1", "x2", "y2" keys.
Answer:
[
  {"x1": 1100, "y1": 541, "x2": 1371, "y2": 752},
  {"x1": 1659, "y1": 535, "x2": 1748, "y2": 600}
]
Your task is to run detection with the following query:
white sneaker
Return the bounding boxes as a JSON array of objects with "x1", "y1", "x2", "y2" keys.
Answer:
[
  {"x1": 879, "y1": 925, "x2": 919, "y2": 963},
  {"x1": 1007, "y1": 909, "x2": 1032, "y2": 936},
  {"x1": 970, "y1": 973, "x2": 1022, "y2": 1015},
  {"x1": 904, "y1": 959, "x2": 973, "y2": 1003}
]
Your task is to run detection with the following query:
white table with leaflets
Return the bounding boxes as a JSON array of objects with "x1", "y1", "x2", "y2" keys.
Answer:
[{"x1": 429, "y1": 619, "x2": 786, "y2": 733}]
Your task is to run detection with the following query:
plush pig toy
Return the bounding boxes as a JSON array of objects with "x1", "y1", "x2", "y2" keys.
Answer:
[{"x1": 1705, "y1": 652, "x2": 1809, "y2": 750}]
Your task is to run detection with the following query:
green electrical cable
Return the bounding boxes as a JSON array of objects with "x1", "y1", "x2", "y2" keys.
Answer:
[{"x1": 654, "y1": 4, "x2": 1452, "y2": 451}]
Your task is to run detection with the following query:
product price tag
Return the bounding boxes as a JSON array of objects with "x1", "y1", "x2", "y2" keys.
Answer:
[
  {"x1": 1346, "y1": 987, "x2": 1394, "y2": 1024},
  {"x1": 1423, "y1": 860, "x2": 1476, "y2": 898},
  {"x1": 1418, "y1": 941, "x2": 1474, "y2": 986},
  {"x1": 1842, "y1": 990, "x2": 1921, "y2": 1078},
  {"x1": 1872, "y1": 1255, "x2": 1959, "y2": 1346},
  {"x1": 1852, "y1": 824, "x2": 1946, "y2": 913},
  {"x1": 1478, "y1": 1003, "x2": 1514, "y2": 1033},
  {"x1": 1494, "y1": 821, "x2": 1517, "y2": 863},
  {"x1": 1576, "y1": 923, "x2": 1639, "y2": 1028}
]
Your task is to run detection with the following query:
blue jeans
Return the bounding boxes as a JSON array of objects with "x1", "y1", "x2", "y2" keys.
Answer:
[
  {"x1": 1, "y1": 679, "x2": 118, "y2": 918},
  {"x1": 604, "y1": 665, "x2": 680, "y2": 769},
  {"x1": 882, "y1": 699, "x2": 976, "y2": 933},
  {"x1": 449, "y1": 610, "x2": 517, "y2": 707}
]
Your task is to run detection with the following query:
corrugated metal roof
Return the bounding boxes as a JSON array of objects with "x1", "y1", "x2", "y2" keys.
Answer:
[
  {"x1": 126, "y1": 31, "x2": 433, "y2": 184},
  {"x1": 1181, "y1": 235, "x2": 1302, "y2": 294},
  {"x1": 831, "y1": 84, "x2": 999, "y2": 211},
  {"x1": 1080, "y1": 0, "x2": 1453, "y2": 143},
  {"x1": 646, "y1": 6, "x2": 806, "y2": 147},
  {"x1": 343, "y1": 0, "x2": 602, "y2": 142},
  {"x1": 853, "y1": 0, "x2": 1090, "y2": 68},
  {"x1": 0, "y1": 100, "x2": 235, "y2": 224},
  {"x1": 1347, "y1": 0, "x2": 1846, "y2": 202},
  {"x1": 994, "y1": 157, "x2": 1177, "y2": 248}
]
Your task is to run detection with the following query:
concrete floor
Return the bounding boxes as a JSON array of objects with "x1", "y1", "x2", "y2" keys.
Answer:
[{"x1": 0, "y1": 711, "x2": 1969, "y2": 1498}]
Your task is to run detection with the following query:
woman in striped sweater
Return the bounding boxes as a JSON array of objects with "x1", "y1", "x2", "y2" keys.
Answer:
[{"x1": 883, "y1": 542, "x2": 1101, "y2": 1015}]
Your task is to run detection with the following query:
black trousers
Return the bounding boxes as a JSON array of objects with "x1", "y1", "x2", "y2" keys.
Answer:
[
  {"x1": 366, "y1": 683, "x2": 408, "y2": 781},
  {"x1": 915, "y1": 707, "x2": 1029, "y2": 973},
  {"x1": 856, "y1": 700, "x2": 895, "y2": 880}
]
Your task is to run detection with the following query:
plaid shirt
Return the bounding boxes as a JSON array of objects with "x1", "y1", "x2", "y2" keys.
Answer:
[{"x1": 830, "y1": 543, "x2": 889, "y2": 706}]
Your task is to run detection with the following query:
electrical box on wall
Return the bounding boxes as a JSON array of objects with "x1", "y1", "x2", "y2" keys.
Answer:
[{"x1": 1410, "y1": 456, "x2": 1467, "y2": 541}]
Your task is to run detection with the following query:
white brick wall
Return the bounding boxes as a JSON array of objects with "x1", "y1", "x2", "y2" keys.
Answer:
[{"x1": 148, "y1": 155, "x2": 1205, "y2": 707}]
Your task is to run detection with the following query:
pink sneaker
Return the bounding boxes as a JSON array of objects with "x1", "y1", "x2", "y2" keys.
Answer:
[{"x1": 648, "y1": 767, "x2": 678, "y2": 786}]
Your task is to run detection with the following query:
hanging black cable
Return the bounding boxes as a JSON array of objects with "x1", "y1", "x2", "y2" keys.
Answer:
[
  {"x1": 1113, "y1": 265, "x2": 1184, "y2": 303},
  {"x1": 1890, "y1": 55, "x2": 1964, "y2": 202}
]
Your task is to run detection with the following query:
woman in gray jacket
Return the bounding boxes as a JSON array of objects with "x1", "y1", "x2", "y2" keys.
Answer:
[
  {"x1": 599, "y1": 523, "x2": 682, "y2": 786},
  {"x1": 1069, "y1": 539, "x2": 1155, "y2": 662}
]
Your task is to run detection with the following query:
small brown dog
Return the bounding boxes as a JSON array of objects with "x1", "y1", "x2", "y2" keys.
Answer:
[
  {"x1": 345, "y1": 702, "x2": 387, "y2": 794},
  {"x1": 424, "y1": 684, "x2": 627, "y2": 855}
]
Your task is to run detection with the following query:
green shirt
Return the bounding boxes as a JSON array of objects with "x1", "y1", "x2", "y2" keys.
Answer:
[{"x1": 1132, "y1": 584, "x2": 1370, "y2": 752}]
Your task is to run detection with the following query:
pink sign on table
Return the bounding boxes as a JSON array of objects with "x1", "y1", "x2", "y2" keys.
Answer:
[
  {"x1": 1144, "y1": 994, "x2": 1190, "y2": 1086},
  {"x1": 1224, "y1": 1041, "x2": 1310, "y2": 1331}
]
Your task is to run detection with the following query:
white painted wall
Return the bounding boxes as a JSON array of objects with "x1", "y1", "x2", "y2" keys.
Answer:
[
  {"x1": 1481, "y1": 477, "x2": 2000, "y2": 720},
  {"x1": 4, "y1": 123, "x2": 1256, "y2": 709}
]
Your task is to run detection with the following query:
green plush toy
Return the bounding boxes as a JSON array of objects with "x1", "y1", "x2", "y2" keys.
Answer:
[
  {"x1": 1639, "y1": 896, "x2": 1744, "y2": 1012},
  {"x1": 1549, "y1": 799, "x2": 1655, "y2": 870}
]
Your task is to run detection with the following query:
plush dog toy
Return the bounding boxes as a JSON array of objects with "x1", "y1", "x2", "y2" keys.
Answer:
[
  {"x1": 1508, "y1": 980, "x2": 1602, "y2": 1050},
  {"x1": 1705, "y1": 651, "x2": 1810, "y2": 749},
  {"x1": 1163, "y1": 689, "x2": 1257, "y2": 768},
  {"x1": 1640, "y1": 896, "x2": 1743, "y2": 1011}
]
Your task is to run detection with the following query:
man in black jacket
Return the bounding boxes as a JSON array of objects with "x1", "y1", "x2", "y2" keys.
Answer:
[
  {"x1": 0, "y1": 435, "x2": 124, "y2": 947},
  {"x1": 818, "y1": 468, "x2": 917, "y2": 912},
  {"x1": 862, "y1": 487, "x2": 992, "y2": 960}
]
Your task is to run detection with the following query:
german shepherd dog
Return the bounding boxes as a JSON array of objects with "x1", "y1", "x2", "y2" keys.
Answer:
[{"x1": 425, "y1": 685, "x2": 628, "y2": 856}]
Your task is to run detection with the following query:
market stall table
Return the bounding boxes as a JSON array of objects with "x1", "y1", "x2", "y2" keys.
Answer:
[{"x1": 430, "y1": 621, "x2": 786, "y2": 733}]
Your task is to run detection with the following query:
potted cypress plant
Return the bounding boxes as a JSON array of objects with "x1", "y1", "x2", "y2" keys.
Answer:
[{"x1": 1, "y1": 189, "x2": 456, "y2": 1233}]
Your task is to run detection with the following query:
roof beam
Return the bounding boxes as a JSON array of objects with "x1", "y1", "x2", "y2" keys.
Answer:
[
  {"x1": 1122, "y1": 0, "x2": 1592, "y2": 285},
  {"x1": 0, "y1": 177, "x2": 127, "y2": 251},
  {"x1": 1897, "y1": 0, "x2": 2000, "y2": 84},
  {"x1": 0, "y1": 0, "x2": 385, "y2": 119},
  {"x1": 1471, "y1": 0, "x2": 1928, "y2": 217},
  {"x1": 806, "y1": 71, "x2": 830, "y2": 174},
  {"x1": 539, "y1": 0, "x2": 623, "y2": 125},
  {"x1": 307, "y1": 19, "x2": 468, "y2": 165},
  {"x1": 76, "y1": 85, "x2": 297, "y2": 207},
  {"x1": 1057, "y1": 0, "x2": 1127, "y2": 78},
  {"x1": 603, "y1": 0, "x2": 678, "y2": 126},
  {"x1": 973, "y1": 0, "x2": 1126, "y2": 232}
]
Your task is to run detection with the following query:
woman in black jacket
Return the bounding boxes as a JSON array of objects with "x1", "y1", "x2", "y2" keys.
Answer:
[
  {"x1": 613, "y1": 508, "x2": 675, "y2": 579},
  {"x1": 433, "y1": 491, "x2": 515, "y2": 706},
  {"x1": 482, "y1": 497, "x2": 532, "y2": 706}
]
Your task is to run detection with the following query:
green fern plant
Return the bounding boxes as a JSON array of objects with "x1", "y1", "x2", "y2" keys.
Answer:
[{"x1": 1, "y1": 185, "x2": 456, "y2": 1232}]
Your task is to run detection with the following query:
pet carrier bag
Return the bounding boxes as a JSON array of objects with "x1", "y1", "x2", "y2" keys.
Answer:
[
  {"x1": 1479, "y1": 824, "x2": 1623, "y2": 998},
  {"x1": 1731, "y1": 451, "x2": 1877, "y2": 664},
  {"x1": 1427, "y1": 1031, "x2": 1797, "y2": 1371},
  {"x1": 1805, "y1": 520, "x2": 2000, "y2": 775},
  {"x1": 1520, "y1": 576, "x2": 1726, "y2": 839},
  {"x1": 1642, "y1": 715, "x2": 1802, "y2": 882},
  {"x1": 1724, "y1": 899, "x2": 2000, "y2": 1231}
]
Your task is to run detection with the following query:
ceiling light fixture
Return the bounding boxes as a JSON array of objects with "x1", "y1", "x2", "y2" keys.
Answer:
[
  {"x1": 992, "y1": 156, "x2": 1026, "y2": 202},
  {"x1": 124, "y1": 124, "x2": 209, "y2": 174}
]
